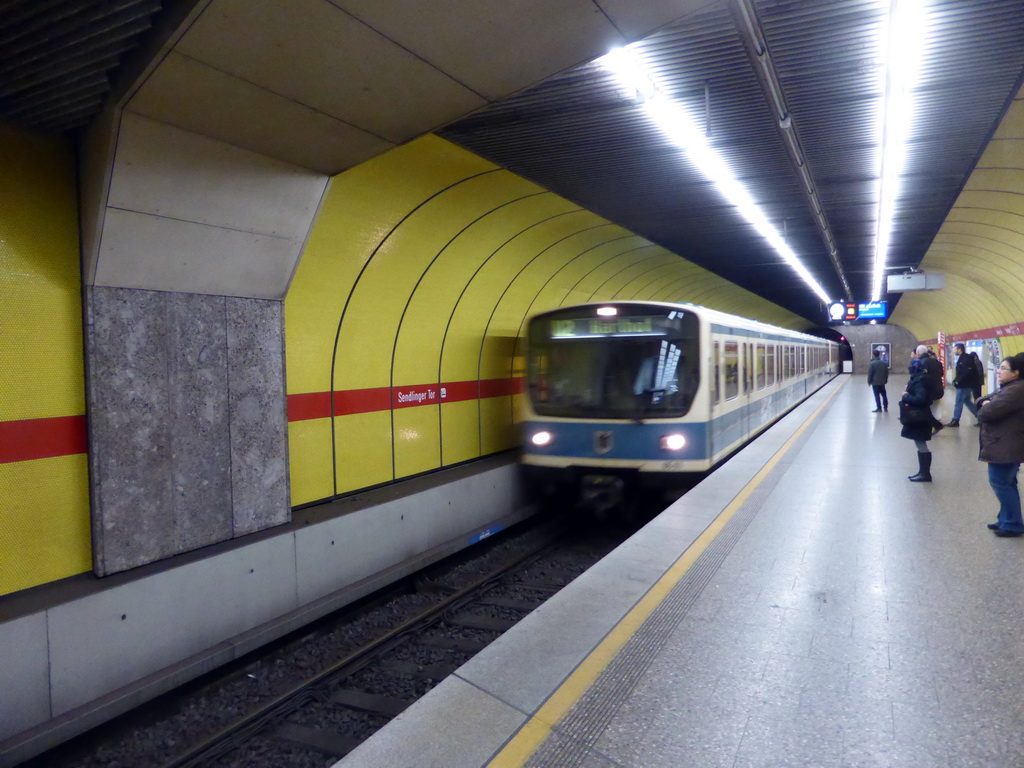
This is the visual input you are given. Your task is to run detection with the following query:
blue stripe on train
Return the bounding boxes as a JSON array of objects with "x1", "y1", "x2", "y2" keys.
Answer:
[
  {"x1": 522, "y1": 419, "x2": 710, "y2": 461},
  {"x1": 523, "y1": 377, "x2": 822, "y2": 463}
]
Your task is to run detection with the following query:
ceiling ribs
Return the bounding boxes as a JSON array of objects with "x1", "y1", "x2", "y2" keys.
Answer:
[{"x1": 731, "y1": 0, "x2": 853, "y2": 302}]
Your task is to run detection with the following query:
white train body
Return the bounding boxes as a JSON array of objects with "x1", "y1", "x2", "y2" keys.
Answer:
[{"x1": 520, "y1": 301, "x2": 839, "y2": 493}]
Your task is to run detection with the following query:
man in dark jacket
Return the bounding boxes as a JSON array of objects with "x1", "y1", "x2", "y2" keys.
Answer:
[
  {"x1": 867, "y1": 349, "x2": 889, "y2": 412},
  {"x1": 915, "y1": 345, "x2": 945, "y2": 433},
  {"x1": 947, "y1": 343, "x2": 979, "y2": 427}
]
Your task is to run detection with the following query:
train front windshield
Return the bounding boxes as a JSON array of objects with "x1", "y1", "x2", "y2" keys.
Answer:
[{"x1": 527, "y1": 308, "x2": 700, "y2": 419}]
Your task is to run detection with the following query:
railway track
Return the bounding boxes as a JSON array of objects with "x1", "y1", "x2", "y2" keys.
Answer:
[{"x1": 26, "y1": 508, "x2": 645, "y2": 768}]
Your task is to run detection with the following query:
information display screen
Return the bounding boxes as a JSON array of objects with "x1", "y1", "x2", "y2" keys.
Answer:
[
  {"x1": 857, "y1": 301, "x2": 888, "y2": 319},
  {"x1": 547, "y1": 315, "x2": 679, "y2": 339}
]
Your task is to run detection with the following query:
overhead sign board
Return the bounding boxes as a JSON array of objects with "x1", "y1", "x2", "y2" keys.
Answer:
[
  {"x1": 827, "y1": 302, "x2": 858, "y2": 321},
  {"x1": 887, "y1": 273, "x2": 944, "y2": 292}
]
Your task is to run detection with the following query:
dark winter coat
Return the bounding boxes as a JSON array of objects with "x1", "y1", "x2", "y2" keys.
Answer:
[
  {"x1": 900, "y1": 371, "x2": 934, "y2": 442},
  {"x1": 921, "y1": 355, "x2": 944, "y2": 401},
  {"x1": 977, "y1": 378, "x2": 1024, "y2": 464},
  {"x1": 867, "y1": 358, "x2": 889, "y2": 386},
  {"x1": 970, "y1": 353, "x2": 984, "y2": 398},
  {"x1": 952, "y1": 353, "x2": 979, "y2": 390}
]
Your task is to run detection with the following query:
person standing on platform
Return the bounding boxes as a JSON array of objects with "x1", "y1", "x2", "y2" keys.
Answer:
[
  {"x1": 976, "y1": 353, "x2": 1024, "y2": 537},
  {"x1": 868, "y1": 349, "x2": 889, "y2": 412},
  {"x1": 947, "y1": 343, "x2": 979, "y2": 427},
  {"x1": 900, "y1": 356, "x2": 935, "y2": 482},
  {"x1": 916, "y1": 345, "x2": 945, "y2": 433},
  {"x1": 971, "y1": 351, "x2": 985, "y2": 410}
]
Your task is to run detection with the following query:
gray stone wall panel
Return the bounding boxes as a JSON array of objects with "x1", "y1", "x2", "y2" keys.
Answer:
[
  {"x1": 841, "y1": 323, "x2": 919, "y2": 375},
  {"x1": 226, "y1": 298, "x2": 290, "y2": 535},
  {"x1": 87, "y1": 286, "x2": 176, "y2": 574},
  {"x1": 169, "y1": 293, "x2": 232, "y2": 551},
  {"x1": 86, "y1": 288, "x2": 291, "y2": 576}
]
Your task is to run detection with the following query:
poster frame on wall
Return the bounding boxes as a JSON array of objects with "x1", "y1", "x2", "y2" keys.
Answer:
[{"x1": 871, "y1": 343, "x2": 891, "y2": 369}]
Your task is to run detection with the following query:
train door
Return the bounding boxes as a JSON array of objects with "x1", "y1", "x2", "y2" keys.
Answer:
[
  {"x1": 723, "y1": 340, "x2": 739, "y2": 449},
  {"x1": 743, "y1": 342, "x2": 754, "y2": 437},
  {"x1": 710, "y1": 340, "x2": 721, "y2": 458}
]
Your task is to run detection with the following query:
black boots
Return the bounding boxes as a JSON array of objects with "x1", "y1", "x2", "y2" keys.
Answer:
[
  {"x1": 946, "y1": 419, "x2": 960, "y2": 427},
  {"x1": 909, "y1": 452, "x2": 932, "y2": 482}
]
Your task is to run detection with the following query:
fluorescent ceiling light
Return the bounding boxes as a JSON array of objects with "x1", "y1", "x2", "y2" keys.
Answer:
[
  {"x1": 601, "y1": 47, "x2": 832, "y2": 306},
  {"x1": 872, "y1": 0, "x2": 928, "y2": 300}
]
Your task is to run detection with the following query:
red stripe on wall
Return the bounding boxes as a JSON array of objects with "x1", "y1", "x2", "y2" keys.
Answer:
[
  {"x1": 480, "y1": 377, "x2": 522, "y2": 398},
  {"x1": 287, "y1": 391, "x2": 332, "y2": 422},
  {"x1": 287, "y1": 378, "x2": 524, "y2": 422},
  {"x1": 441, "y1": 380, "x2": 480, "y2": 402},
  {"x1": 2, "y1": 378, "x2": 527, "y2": 460},
  {"x1": 0, "y1": 415, "x2": 87, "y2": 463},
  {"x1": 334, "y1": 387, "x2": 392, "y2": 416},
  {"x1": 948, "y1": 322, "x2": 1024, "y2": 343}
]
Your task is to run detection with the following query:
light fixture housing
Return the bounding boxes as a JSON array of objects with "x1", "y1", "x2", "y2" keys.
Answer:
[{"x1": 872, "y1": 0, "x2": 928, "y2": 300}]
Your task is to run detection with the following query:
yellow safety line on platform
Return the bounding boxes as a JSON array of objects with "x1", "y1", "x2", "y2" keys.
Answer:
[{"x1": 487, "y1": 376, "x2": 850, "y2": 767}]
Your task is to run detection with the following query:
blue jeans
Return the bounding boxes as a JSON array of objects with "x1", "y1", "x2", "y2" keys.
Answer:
[
  {"x1": 989, "y1": 463, "x2": 1023, "y2": 532},
  {"x1": 872, "y1": 385, "x2": 888, "y2": 410},
  {"x1": 951, "y1": 387, "x2": 977, "y2": 421}
]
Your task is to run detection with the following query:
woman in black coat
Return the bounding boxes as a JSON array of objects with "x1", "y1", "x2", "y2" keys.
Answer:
[
  {"x1": 976, "y1": 354, "x2": 1024, "y2": 536},
  {"x1": 900, "y1": 358, "x2": 934, "y2": 481}
]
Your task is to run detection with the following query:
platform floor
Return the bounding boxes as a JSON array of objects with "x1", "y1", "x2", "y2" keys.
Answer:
[{"x1": 336, "y1": 374, "x2": 1024, "y2": 768}]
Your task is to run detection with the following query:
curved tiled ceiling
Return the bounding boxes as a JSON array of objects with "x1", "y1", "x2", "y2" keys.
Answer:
[{"x1": 890, "y1": 85, "x2": 1024, "y2": 352}]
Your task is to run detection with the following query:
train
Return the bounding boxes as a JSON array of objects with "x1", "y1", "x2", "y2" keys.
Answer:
[{"x1": 519, "y1": 301, "x2": 840, "y2": 510}]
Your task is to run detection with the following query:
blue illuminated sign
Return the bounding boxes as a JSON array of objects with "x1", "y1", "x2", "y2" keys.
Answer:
[{"x1": 857, "y1": 301, "x2": 888, "y2": 319}]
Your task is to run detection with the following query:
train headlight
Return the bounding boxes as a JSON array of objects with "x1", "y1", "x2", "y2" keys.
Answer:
[
  {"x1": 530, "y1": 430, "x2": 553, "y2": 447},
  {"x1": 660, "y1": 433, "x2": 686, "y2": 451}
]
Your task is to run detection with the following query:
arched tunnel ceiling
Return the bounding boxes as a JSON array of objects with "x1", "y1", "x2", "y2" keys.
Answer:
[
  {"x1": 890, "y1": 86, "x2": 1024, "y2": 348},
  {"x1": 2, "y1": 0, "x2": 1023, "y2": 326},
  {"x1": 439, "y1": 1, "x2": 1024, "y2": 323}
]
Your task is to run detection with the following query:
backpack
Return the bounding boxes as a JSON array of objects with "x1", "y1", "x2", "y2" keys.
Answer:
[{"x1": 973, "y1": 353, "x2": 984, "y2": 382}]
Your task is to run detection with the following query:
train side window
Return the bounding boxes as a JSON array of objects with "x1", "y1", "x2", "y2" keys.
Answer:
[
  {"x1": 742, "y1": 343, "x2": 747, "y2": 393},
  {"x1": 756, "y1": 344, "x2": 765, "y2": 389},
  {"x1": 766, "y1": 345, "x2": 775, "y2": 386},
  {"x1": 724, "y1": 341, "x2": 739, "y2": 400},
  {"x1": 713, "y1": 341, "x2": 721, "y2": 405},
  {"x1": 749, "y1": 342, "x2": 757, "y2": 393},
  {"x1": 740, "y1": 343, "x2": 746, "y2": 393}
]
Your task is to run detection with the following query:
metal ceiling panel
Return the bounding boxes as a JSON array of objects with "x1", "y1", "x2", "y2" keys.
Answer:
[
  {"x1": 598, "y1": 0, "x2": 720, "y2": 41},
  {"x1": 440, "y1": 0, "x2": 1024, "y2": 322},
  {"x1": 334, "y1": 0, "x2": 625, "y2": 102},
  {"x1": 127, "y1": 51, "x2": 393, "y2": 173},
  {"x1": 0, "y1": 0, "x2": 164, "y2": 134},
  {"x1": 175, "y1": 0, "x2": 486, "y2": 143}
]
